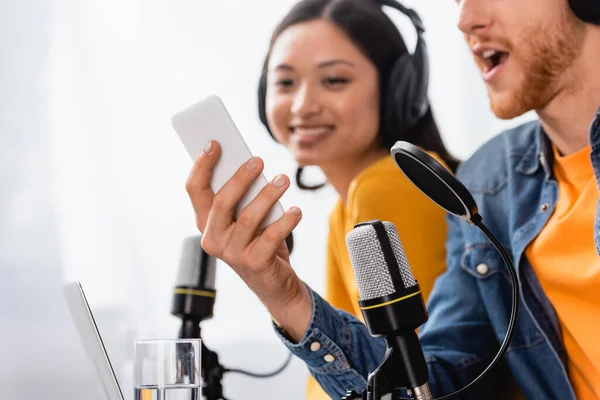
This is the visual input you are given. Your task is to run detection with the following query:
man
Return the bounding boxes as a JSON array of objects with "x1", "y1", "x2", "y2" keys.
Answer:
[
  {"x1": 185, "y1": 0, "x2": 600, "y2": 398},
  {"x1": 272, "y1": 0, "x2": 600, "y2": 398}
]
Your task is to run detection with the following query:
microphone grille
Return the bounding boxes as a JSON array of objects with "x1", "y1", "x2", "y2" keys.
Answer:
[
  {"x1": 345, "y1": 221, "x2": 415, "y2": 301},
  {"x1": 176, "y1": 235, "x2": 216, "y2": 290}
]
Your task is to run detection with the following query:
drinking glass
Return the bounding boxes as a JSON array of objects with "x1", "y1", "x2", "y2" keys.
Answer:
[{"x1": 134, "y1": 339, "x2": 201, "y2": 400}]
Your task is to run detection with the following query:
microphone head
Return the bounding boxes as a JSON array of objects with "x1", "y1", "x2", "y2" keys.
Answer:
[
  {"x1": 345, "y1": 221, "x2": 416, "y2": 301},
  {"x1": 345, "y1": 220, "x2": 428, "y2": 337},
  {"x1": 176, "y1": 235, "x2": 216, "y2": 290},
  {"x1": 171, "y1": 235, "x2": 217, "y2": 326}
]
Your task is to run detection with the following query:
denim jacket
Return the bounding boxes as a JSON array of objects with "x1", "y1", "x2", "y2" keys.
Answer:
[{"x1": 275, "y1": 108, "x2": 600, "y2": 399}]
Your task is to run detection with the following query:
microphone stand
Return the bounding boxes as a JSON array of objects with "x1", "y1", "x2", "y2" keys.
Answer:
[
  {"x1": 342, "y1": 330, "x2": 433, "y2": 400},
  {"x1": 181, "y1": 320, "x2": 227, "y2": 400},
  {"x1": 201, "y1": 340, "x2": 226, "y2": 400}
]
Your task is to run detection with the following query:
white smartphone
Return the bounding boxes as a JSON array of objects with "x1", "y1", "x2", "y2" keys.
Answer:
[{"x1": 171, "y1": 94, "x2": 284, "y2": 229}]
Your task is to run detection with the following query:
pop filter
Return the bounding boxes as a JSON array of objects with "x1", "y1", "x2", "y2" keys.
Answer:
[{"x1": 391, "y1": 141, "x2": 479, "y2": 224}]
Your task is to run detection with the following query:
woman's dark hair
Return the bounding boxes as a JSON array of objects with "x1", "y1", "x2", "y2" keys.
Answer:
[{"x1": 262, "y1": 0, "x2": 460, "y2": 190}]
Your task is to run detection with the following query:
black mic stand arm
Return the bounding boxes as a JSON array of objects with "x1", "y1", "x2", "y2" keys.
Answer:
[
  {"x1": 347, "y1": 329, "x2": 432, "y2": 400},
  {"x1": 181, "y1": 320, "x2": 226, "y2": 400},
  {"x1": 342, "y1": 329, "x2": 432, "y2": 400}
]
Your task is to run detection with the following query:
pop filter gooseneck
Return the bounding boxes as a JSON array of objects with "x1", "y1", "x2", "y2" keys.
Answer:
[{"x1": 389, "y1": 141, "x2": 520, "y2": 400}]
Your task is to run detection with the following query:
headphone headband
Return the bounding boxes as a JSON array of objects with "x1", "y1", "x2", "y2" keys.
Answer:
[
  {"x1": 377, "y1": 0, "x2": 430, "y2": 127},
  {"x1": 379, "y1": 0, "x2": 425, "y2": 33}
]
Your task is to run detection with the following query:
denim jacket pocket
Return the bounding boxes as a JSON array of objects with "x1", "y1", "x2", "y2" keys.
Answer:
[
  {"x1": 460, "y1": 244, "x2": 544, "y2": 351},
  {"x1": 460, "y1": 244, "x2": 509, "y2": 282}
]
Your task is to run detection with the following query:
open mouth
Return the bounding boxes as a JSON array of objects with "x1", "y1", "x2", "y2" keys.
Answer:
[{"x1": 479, "y1": 49, "x2": 509, "y2": 80}]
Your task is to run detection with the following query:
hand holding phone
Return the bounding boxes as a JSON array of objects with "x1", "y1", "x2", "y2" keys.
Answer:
[
  {"x1": 172, "y1": 95, "x2": 304, "y2": 328},
  {"x1": 171, "y1": 94, "x2": 285, "y2": 229}
]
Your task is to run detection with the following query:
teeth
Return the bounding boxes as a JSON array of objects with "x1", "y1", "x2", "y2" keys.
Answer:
[
  {"x1": 482, "y1": 49, "x2": 497, "y2": 59},
  {"x1": 293, "y1": 127, "x2": 331, "y2": 136}
]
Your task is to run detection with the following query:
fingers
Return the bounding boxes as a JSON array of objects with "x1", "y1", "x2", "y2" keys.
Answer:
[
  {"x1": 205, "y1": 155, "x2": 265, "y2": 235},
  {"x1": 229, "y1": 173, "x2": 291, "y2": 247},
  {"x1": 185, "y1": 140, "x2": 222, "y2": 232},
  {"x1": 186, "y1": 139, "x2": 301, "y2": 273},
  {"x1": 253, "y1": 206, "x2": 302, "y2": 256}
]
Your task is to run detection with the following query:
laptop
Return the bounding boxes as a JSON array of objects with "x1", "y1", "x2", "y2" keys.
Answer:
[{"x1": 63, "y1": 281, "x2": 125, "y2": 400}]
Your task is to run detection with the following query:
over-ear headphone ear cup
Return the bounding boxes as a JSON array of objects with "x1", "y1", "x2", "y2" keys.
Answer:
[
  {"x1": 411, "y1": 34, "x2": 430, "y2": 118},
  {"x1": 387, "y1": 54, "x2": 412, "y2": 132},
  {"x1": 570, "y1": 0, "x2": 600, "y2": 25},
  {"x1": 387, "y1": 54, "x2": 423, "y2": 131},
  {"x1": 378, "y1": 0, "x2": 429, "y2": 131}
]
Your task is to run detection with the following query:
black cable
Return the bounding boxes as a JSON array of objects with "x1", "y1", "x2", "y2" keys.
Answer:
[
  {"x1": 431, "y1": 217, "x2": 520, "y2": 400},
  {"x1": 224, "y1": 351, "x2": 293, "y2": 379}
]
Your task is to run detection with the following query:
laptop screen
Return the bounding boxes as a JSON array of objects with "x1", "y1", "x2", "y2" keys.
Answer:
[{"x1": 63, "y1": 281, "x2": 125, "y2": 400}]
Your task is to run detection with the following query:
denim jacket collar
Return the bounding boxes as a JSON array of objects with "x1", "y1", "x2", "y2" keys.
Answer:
[
  {"x1": 515, "y1": 105, "x2": 600, "y2": 178},
  {"x1": 592, "y1": 105, "x2": 600, "y2": 140},
  {"x1": 514, "y1": 123, "x2": 554, "y2": 178}
]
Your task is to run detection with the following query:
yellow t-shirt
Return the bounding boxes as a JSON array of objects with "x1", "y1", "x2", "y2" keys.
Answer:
[
  {"x1": 525, "y1": 145, "x2": 600, "y2": 399},
  {"x1": 306, "y1": 154, "x2": 449, "y2": 399}
]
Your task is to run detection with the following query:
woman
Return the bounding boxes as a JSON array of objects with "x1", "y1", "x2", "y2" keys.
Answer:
[{"x1": 186, "y1": 0, "x2": 458, "y2": 398}]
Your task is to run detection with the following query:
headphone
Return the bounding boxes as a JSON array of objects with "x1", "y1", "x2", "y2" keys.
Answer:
[
  {"x1": 571, "y1": 0, "x2": 600, "y2": 25},
  {"x1": 570, "y1": 0, "x2": 600, "y2": 25},
  {"x1": 257, "y1": 0, "x2": 430, "y2": 141}
]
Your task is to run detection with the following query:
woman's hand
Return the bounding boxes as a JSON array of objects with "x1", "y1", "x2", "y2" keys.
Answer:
[{"x1": 185, "y1": 140, "x2": 312, "y2": 341}]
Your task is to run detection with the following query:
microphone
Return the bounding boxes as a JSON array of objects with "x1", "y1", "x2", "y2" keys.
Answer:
[
  {"x1": 171, "y1": 235, "x2": 226, "y2": 400},
  {"x1": 345, "y1": 220, "x2": 432, "y2": 400},
  {"x1": 171, "y1": 235, "x2": 217, "y2": 339},
  {"x1": 170, "y1": 233, "x2": 295, "y2": 400},
  {"x1": 171, "y1": 231, "x2": 293, "y2": 337}
]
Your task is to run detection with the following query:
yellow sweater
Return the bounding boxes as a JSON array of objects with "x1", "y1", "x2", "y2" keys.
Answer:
[{"x1": 306, "y1": 154, "x2": 449, "y2": 399}]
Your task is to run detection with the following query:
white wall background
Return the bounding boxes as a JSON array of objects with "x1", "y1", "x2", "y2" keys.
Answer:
[{"x1": 0, "y1": 0, "x2": 536, "y2": 399}]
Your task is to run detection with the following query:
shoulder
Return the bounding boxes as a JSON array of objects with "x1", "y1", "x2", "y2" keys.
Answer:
[
  {"x1": 348, "y1": 156, "x2": 416, "y2": 202},
  {"x1": 456, "y1": 120, "x2": 540, "y2": 195},
  {"x1": 347, "y1": 154, "x2": 446, "y2": 222},
  {"x1": 349, "y1": 152, "x2": 451, "y2": 197}
]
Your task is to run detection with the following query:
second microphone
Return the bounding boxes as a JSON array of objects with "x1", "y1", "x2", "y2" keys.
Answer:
[{"x1": 345, "y1": 220, "x2": 432, "y2": 400}]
